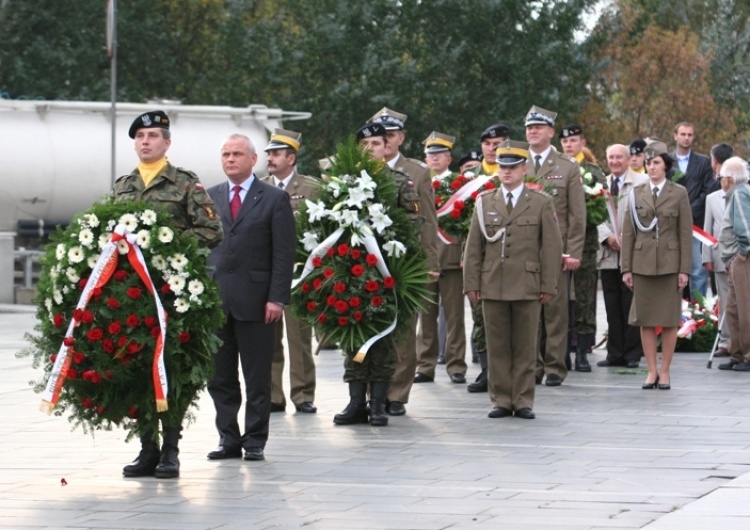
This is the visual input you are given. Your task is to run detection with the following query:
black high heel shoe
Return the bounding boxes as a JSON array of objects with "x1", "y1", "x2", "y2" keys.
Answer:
[
  {"x1": 657, "y1": 377, "x2": 671, "y2": 390},
  {"x1": 642, "y1": 376, "x2": 659, "y2": 390}
]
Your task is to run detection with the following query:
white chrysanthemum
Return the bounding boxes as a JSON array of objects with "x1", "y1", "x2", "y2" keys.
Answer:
[
  {"x1": 152, "y1": 255, "x2": 167, "y2": 271},
  {"x1": 55, "y1": 244, "x2": 66, "y2": 260},
  {"x1": 44, "y1": 298, "x2": 52, "y2": 311},
  {"x1": 83, "y1": 213, "x2": 100, "y2": 228},
  {"x1": 174, "y1": 298, "x2": 190, "y2": 313},
  {"x1": 306, "y1": 200, "x2": 328, "y2": 223},
  {"x1": 62, "y1": 285, "x2": 70, "y2": 295},
  {"x1": 119, "y1": 213, "x2": 139, "y2": 232},
  {"x1": 168, "y1": 275, "x2": 186, "y2": 294},
  {"x1": 188, "y1": 279, "x2": 204, "y2": 296},
  {"x1": 136, "y1": 230, "x2": 151, "y2": 249},
  {"x1": 117, "y1": 239, "x2": 129, "y2": 255},
  {"x1": 158, "y1": 226, "x2": 174, "y2": 243},
  {"x1": 107, "y1": 219, "x2": 116, "y2": 232},
  {"x1": 87, "y1": 254, "x2": 99, "y2": 269},
  {"x1": 53, "y1": 289, "x2": 63, "y2": 305},
  {"x1": 189, "y1": 294, "x2": 203, "y2": 304},
  {"x1": 78, "y1": 229, "x2": 94, "y2": 247},
  {"x1": 68, "y1": 246, "x2": 85, "y2": 264},
  {"x1": 140, "y1": 209, "x2": 157, "y2": 226},
  {"x1": 98, "y1": 233, "x2": 110, "y2": 250},
  {"x1": 169, "y1": 253, "x2": 188, "y2": 270},
  {"x1": 383, "y1": 240, "x2": 406, "y2": 258},
  {"x1": 49, "y1": 265, "x2": 59, "y2": 279},
  {"x1": 65, "y1": 267, "x2": 80, "y2": 283},
  {"x1": 301, "y1": 231, "x2": 319, "y2": 252}
]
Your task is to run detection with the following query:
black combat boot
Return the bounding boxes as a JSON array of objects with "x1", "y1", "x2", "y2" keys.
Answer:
[
  {"x1": 333, "y1": 382, "x2": 369, "y2": 425},
  {"x1": 368, "y1": 382, "x2": 389, "y2": 426},
  {"x1": 154, "y1": 427, "x2": 181, "y2": 479},
  {"x1": 575, "y1": 334, "x2": 593, "y2": 372},
  {"x1": 467, "y1": 351, "x2": 488, "y2": 393},
  {"x1": 123, "y1": 432, "x2": 160, "y2": 477}
]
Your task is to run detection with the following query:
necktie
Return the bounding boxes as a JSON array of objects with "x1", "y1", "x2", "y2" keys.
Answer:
[
  {"x1": 506, "y1": 192, "x2": 514, "y2": 214},
  {"x1": 652, "y1": 186, "x2": 659, "y2": 205},
  {"x1": 534, "y1": 155, "x2": 542, "y2": 174},
  {"x1": 278, "y1": 181, "x2": 285, "y2": 189},
  {"x1": 230, "y1": 185, "x2": 242, "y2": 221},
  {"x1": 610, "y1": 177, "x2": 619, "y2": 197}
]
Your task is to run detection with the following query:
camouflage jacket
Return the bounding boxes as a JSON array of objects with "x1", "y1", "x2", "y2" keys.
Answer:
[{"x1": 111, "y1": 161, "x2": 223, "y2": 248}]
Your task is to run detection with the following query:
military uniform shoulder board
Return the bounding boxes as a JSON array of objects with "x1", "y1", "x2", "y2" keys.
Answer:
[
  {"x1": 407, "y1": 157, "x2": 429, "y2": 169},
  {"x1": 528, "y1": 187, "x2": 551, "y2": 199},
  {"x1": 390, "y1": 166, "x2": 410, "y2": 179},
  {"x1": 564, "y1": 155, "x2": 577, "y2": 164},
  {"x1": 477, "y1": 188, "x2": 495, "y2": 199},
  {"x1": 114, "y1": 173, "x2": 130, "y2": 183}
]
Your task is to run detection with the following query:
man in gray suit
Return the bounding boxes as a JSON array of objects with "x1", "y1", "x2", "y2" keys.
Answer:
[{"x1": 206, "y1": 134, "x2": 296, "y2": 462}]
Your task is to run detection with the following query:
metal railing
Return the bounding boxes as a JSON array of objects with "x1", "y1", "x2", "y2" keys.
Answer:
[{"x1": 14, "y1": 249, "x2": 43, "y2": 288}]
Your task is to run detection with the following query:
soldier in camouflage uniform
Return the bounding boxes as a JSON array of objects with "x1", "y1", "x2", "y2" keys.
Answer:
[
  {"x1": 334, "y1": 122, "x2": 426, "y2": 427},
  {"x1": 467, "y1": 123, "x2": 510, "y2": 393},
  {"x1": 559, "y1": 124, "x2": 605, "y2": 372},
  {"x1": 114, "y1": 111, "x2": 223, "y2": 480}
]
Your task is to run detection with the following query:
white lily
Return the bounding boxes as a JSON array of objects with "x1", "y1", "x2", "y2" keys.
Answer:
[
  {"x1": 368, "y1": 204, "x2": 393, "y2": 233},
  {"x1": 383, "y1": 240, "x2": 406, "y2": 258},
  {"x1": 327, "y1": 181, "x2": 342, "y2": 198},
  {"x1": 358, "y1": 170, "x2": 377, "y2": 191},
  {"x1": 301, "y1": 231, "x2": 319, "y2": 252},
  {"x1": 306, "y1": 200, "x2": 328, "y2": 222},
  {"x1": 339, "y1": 209, "x2": 361, "y2": 227},
  {"x1": 345, "y1": 186, "x2": 372, "y2": 208}
]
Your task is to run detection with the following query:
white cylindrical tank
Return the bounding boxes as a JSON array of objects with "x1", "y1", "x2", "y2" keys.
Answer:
[{"x1": 0, "y1": 100, "x2": 311, "y2": 232}]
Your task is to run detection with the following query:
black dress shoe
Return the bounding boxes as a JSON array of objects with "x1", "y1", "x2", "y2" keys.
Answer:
[
  {"x1": 642, "y1": 377, "x2": 658, "y2": 389},
  {"x1": 626, "y1": 360, "x2": 640, "y2": 368},
  {"x1": 487, "y1": 407, "x2": 512, "y2": 418},
  {"x1": 243, "y1": 447, "x2": 265, "y2": 461},
  {"x1": 515, "y1": 408, "x2": 536, "y2": 419},
  {"x1": 122, "y1": 448, "x2": 160, "y2": 477},
  {"x1": 207, "y1": 446, "x2": 242, "y2": 460},
  {"x1": 450, "y1": 373, "x2": 466, "y2": 384},
  {"x1": 386, "y1": 401, "x2": 406, "y2": 416},
  {"x1": 295, "y1": 401, "x2": 317, "y2": 413},
  {"x1": 733, "y1": 362, "x2": 750, "y2": 372},
  {"x1": 437, "y1": 355, "x2": 446, "y2": 365},
  {"x1": 596, "y1": 359, "x2": 625, "y2": 367},
  {"x1": 719, "y1": 360, "x2": 739, "y2": 371},
  {"x1": 467, "y1": 370, "x2": 487, "y2": 393},
  {"x1": 270, "y1": 402, "x2": 286, "y2": 413},
  {"x1": 413, "y1": 372, "x2": 434, "y2": 383},
  {"x1": 544, "y1": 374, "x2": 562, "y2": 387}
]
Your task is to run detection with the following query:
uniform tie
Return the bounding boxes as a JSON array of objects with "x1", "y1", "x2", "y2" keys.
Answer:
[
  {"x1": 652, "y1": 186, "x2": 659, "y2": 205},
  {"x1": 278, "y1": 181, "x2": 285, "y2": 190},
  {"x1": 610, "y1": 177, "x2": 619, "y2": 197},
  {"x1": 506, "y1": 192, "x2": 514, "y2": 214},
  {"x1": 534, "y1": 155, "x2": 542, "y2": 174},
  {"x1": 230, "y1": 185, "x2": 242, "y2": 221}
]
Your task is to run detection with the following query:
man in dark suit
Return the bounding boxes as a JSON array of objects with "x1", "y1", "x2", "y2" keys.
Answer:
[
  {"x1": 671, "y1": 122, "x2": 714, "y2": 297},
  {"x1": 206, "y1": 133, "x2": 296, "y2": 462}
]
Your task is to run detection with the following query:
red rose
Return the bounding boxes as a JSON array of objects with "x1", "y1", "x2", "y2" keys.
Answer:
[
  {"x1": 95, "y1": 405, "x2": 105, "y2": 415},
  {"x1": 351, "y1": 264, "x2": 365, "y2": 277},
  {"x1": 81, "y1": 310, "x2": 94, "y2": 324},
  {"x1": 351, "y1": 249, "x2": 361, "y2": 259},
  {"x1": 326, "y1": 295, "x2": 337, "y2": 306},
  {"x1": 353, "y1": 311, "x2": 363, "y2": 322},
  {"x1": 366, "y1": 254, "x2": 378, "y2": 266},
  {"x1": 161, "y1": 283, "x2": 171, "y2": 294},
  {"x1": 349, "y1": 297, "x2": 361, "y2": 308},
  {"x1": 84, "y1": 370, "x2": 102, "y2": 384},
  {"x1": 301, "y1": 282, "x2": 311, "y2": 293},
  {"x1": 178, "y1": 331, "x2": 190, "y2": 343},
  {"x1": 333, "y1": 281, "x2": 346, "y2": 293},
  {"x1": 306, "y1": 301, "x2": 318, "y2": 312},
  {"x1": 91, "y1": 287, "x2": 102, "y2": 299},
  {"x1": 312, "y1": 256, "x2": 323, "y2": 268},
  {"x1": 455, "y1": 200, "x2": 465, "y2": 210},
  {"x1": 104, "y1": 370, "x2": 113, "y2": 380},
  {"x1": 50, "y1": 354, "x2": 57, "y2": 363},
  {"x1": 127, "y1": 342, "x2": 143, "y2": 354},
  {"x1": 471, "y1": 191, "x2": 480, "y2": 200},
  {"x1": 317, "y1": 313, "x2": 327, "y2": 323},
  {"x1": 450, "y1": 180, "x2": 462, "y2": 190},
  {"x1": 66, "y1": 368, "x2": 78, "y2": 380},
  {"x1": 126, "y1": 314, "x2": 140, "y2": 328},
  {"x1": 127, "y1": 406, "x2": 139, "y2": 419},
  {"x1": 384, "y1": 276, "x2": 396, "y2": 288},
  {"x1": 335, "y1": 300, "x2": 349, "y2": 313},
  {"x1": 81, "y1": 397, "x2": 94, "y2": 410},
  {"x1": 86, "y1": 328, "x2": 103, "y2": 341},
  {"x1": 107, "y1": 297, "x2": 121, "y2": 309},
  {"x1": 484, "y1": 181, "x2": 496, "y2": 190},
  {"x1": 143, "y1": 316, "x2": 157, "y2": 328},
  {"x1": 372, "y1": 296, "x2": 383, "y2": 307},
  {"x1": 326, "y1": 247, "x2": 335, "y2": 257},
  {"x1": 150, "y1": 327, "x2": 160, "y2": 338},
  {"x1": 435, "y1": 197, "x2": 443, "y2": 207},
  {"x1": 364, "y1": 280, "x2": 379, "y2": 292},
  {"x1": 338, "y1": 317, "x2": 349, "y2": 326},
  {"x1": 82, "y1": 369, "x2": 94, "y2": 381},
  {"x1": 313, "y1": 278, "x2": 323, "y2": 290},
  {"x1": 108, "y1": 321, "x2": 122, "y2": 335},
  {"x1": 450, "y1": 208, "x2": 461, "y2": 219},
  {"x1": 432, "y1": 180, "x2": 440, "y2": 189},
  {"x1": 117, "y1": 336, "x2": 129, "y2": 347},
  {"x1": 323, "y1": 268, "x2": 334, "y2": 279},
  {"x1": 78, "y1": 278, "x2": 88, "y2": 290},
  {"x1": 53, "y1": 313, "x2": 64, "y2": 328},
  {"x1": 114, "y1": 270, "x2": 129, "y2": 281},
  {"x1": 337, "y1": 243, "x2": 350, "y2": 256},
  {"x1": 102, "y1": 339, "x2": 115, "y2": 353},
  {"x1": 126, "y1": 287, "x2": 142, "y2": 300},
  {"x1": 63, "y1": 337, "x2": 75, "y2": 347},
  {"x1": 72, "y1": 351, "x2": 85, "y2": 364},
  {"x1": 73, "y1": 309, "x2": 83, "y2": 322},
  {"x1": 457, "y1": 175, "x2": 468, "y2": 184}
]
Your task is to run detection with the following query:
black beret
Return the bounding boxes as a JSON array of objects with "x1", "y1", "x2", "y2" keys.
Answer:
[
  {"x1": 356, "y1": 122, "x2": 387, "y2": 141},
  {"x1": 559, "y1": 124, "x2": 583, "y2": 139},
  {"x1": 629, "y1": 138, "x2": 647, "y2": 155},
  {"x1": 480, "y1": 123, "x2": 510, "y2": 142},
  {"x1": 128, "y1": 110, "x2": 170, "y2": 139},
  {"x1": 458, "y1": 150, "x2": 483, "y2": 168}
]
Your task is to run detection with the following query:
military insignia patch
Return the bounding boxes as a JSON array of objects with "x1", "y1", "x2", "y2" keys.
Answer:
[
  {"x1": 412, "y1": 201, "x2": 420, "y2": 213},
  {"x1": 204, "y1": 205, "x2": 217, "y2": 220},
  {"x1": 194, "y1": 182, "x2": 205, "y2": 190},
  {"x1": 142, "y1": 114, "x2": 152, "y2": 127},
  {"x1": 545, "y1": 175, "x2": 563, "y2": 180}
]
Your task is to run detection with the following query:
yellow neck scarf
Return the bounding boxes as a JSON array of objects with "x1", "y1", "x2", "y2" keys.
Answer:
[
  {"x1": 574, "y1": 152, "x2": 585, "y2": 165},
  {"x1": 137, "y1": 158, "x2": 167, "y2": 187},
  {"x1": 481, "y1": 159, "x2": 498, "y2": 176}
]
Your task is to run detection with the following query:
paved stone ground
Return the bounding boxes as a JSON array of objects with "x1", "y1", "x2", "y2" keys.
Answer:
[{"x1": 2, "y1": 296, "x2": 750, "y2": 530}]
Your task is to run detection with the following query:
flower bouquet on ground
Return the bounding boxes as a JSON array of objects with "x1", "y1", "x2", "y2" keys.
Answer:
[
  {"x1": 581, "y1": 166, "x2": 608, "y2": 226},
  {"x1": 675, "y1": 294, "x2": 720, "y2": 353},
  {"x1": 291, "y1": 137, "x2": 431, "y2": 360},
  {"x1": 18, "y1": 200, "x2": 224, "y2": 440},
  {"x1": 433, "y1": 171, "x2": 500, "y2": 244}
]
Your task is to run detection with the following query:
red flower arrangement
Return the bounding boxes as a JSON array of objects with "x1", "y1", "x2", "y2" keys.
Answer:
[{"x1": 433, "y1": 172, "x2": 500, "y2": 241}]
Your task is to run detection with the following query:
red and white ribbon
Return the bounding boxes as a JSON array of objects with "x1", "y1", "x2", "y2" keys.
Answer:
[
  {"x1": 693, "y1": 225, "x2": 718, "y2": 247},
  {"x1": 436, "y1": 174, "x2": 493, "y2": 219}
]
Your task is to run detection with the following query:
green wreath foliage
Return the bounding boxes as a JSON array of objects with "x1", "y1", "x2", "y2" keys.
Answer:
[
  {"x1": 291, "y1": 136, "x2": 431, "y2": 354},
  {"x1": 19, "y1": 200, "x2": 224, "y2": 440}
]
